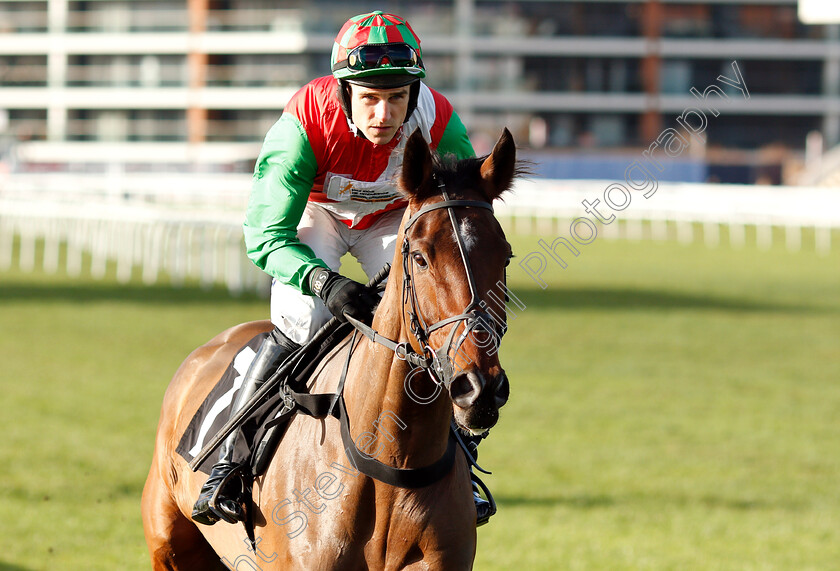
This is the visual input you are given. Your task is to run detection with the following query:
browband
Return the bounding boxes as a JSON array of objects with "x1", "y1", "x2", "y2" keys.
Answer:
[{"x1": 404, "y1": 200, "x2": 493, "y2": 231}]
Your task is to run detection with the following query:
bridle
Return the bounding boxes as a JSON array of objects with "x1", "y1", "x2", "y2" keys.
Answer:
[
  {"x1": 285, "y1": 180, "x2": 507, "y2": 490},
  {"x1": 348, "y1": 180, "x2": 507, "y2": 389}
]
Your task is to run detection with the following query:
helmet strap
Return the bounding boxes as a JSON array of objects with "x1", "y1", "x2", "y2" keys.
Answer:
[
  {"x1": 336, "y1": 80, "x2": 367, "y2": 140},
  {"x1": 337, "y1": 79, "x2": 354, "y2": 124},
  {"x1": 405, "y1": 81, "x2": 420, "y2": 124}
]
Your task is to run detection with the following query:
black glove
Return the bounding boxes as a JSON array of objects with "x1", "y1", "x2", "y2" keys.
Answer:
[{"x1": 309, "y1": 267, "x2": 379, "y2": 324}]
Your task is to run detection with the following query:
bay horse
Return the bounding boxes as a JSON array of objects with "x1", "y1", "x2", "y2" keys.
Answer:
[{"x1": 141, "y1": 128, "x2": 518, "y2": 570}]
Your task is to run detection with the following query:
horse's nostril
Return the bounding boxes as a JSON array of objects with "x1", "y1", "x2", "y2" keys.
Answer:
[
  {"x1": 448, "y1": 370, "x2": 484, "y2": 408},
  {"x1": 494, "y1": 372, "x2": 510, "y2": 408}
]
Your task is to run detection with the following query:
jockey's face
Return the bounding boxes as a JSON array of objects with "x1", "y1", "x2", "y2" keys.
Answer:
[{"x1": 349, "y1": 84, "x2": 410, "y2": 145}]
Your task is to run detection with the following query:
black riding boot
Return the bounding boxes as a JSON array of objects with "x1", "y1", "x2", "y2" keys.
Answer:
[
  {"x1": 463, "y1": 432, "x2": 497, "y2": 527},
  {"x1": 191, "y1": 329, "x2": 299, "y2": 526}
]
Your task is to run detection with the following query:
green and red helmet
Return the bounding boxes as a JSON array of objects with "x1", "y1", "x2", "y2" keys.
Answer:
[{"x1": 331, "y1": 11, "x2": 425, "y2": 88}]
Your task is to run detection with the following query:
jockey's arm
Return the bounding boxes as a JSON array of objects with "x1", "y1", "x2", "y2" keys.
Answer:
[{"x1": 243, "y1": 113, "x2": 329, "y2": 296}]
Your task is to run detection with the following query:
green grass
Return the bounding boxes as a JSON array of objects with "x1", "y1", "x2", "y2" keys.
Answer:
[{"x1": 0, "y1": 235, "x2": 838, "y2": 570}]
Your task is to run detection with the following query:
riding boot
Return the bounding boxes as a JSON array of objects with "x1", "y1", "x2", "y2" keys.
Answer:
[
  {"x1": 464, "y1": 432, "x2": 496, "y2": 527},
  {"x1": 191, "y1": 329, "x2": 299, "y2": 526}
]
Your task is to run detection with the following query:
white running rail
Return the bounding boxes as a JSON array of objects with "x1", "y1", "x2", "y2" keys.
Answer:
[{"x1": 1, "y1": 173, "x2": 838, "y2": 294}]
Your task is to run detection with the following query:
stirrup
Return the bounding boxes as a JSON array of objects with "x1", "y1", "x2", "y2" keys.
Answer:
[
  {"x1": 208, "y1": 464, "x2": 248, "y2": 524},
  {"x1": 471, "y1": 471, "x2": 497, "y2": 527}
]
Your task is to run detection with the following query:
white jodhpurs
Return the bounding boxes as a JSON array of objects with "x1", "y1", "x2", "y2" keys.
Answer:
[{"x1": 270, "y1": 202, "x2": 404, "y2": 345}]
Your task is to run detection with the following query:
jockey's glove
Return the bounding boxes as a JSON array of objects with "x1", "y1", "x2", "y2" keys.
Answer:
[{"x1": 309, "y1": 267, "x2": 379, "y2": 325}]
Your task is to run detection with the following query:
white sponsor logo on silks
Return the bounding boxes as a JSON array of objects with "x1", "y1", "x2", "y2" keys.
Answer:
[
  {"x1": 188, "y1": 346, "x2": 256, "y2": 458},
  {"x1": 325, "y1": 174, "x2": 400, "y2": 203}
]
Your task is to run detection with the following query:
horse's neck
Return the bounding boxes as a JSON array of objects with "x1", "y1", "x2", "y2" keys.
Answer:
[{"x1": 342, "y1": 283, "x2": 453, "y2": 469}]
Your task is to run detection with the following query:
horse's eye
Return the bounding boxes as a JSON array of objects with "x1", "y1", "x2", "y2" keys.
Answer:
[{"x1": 412, "y1": 252, "x2": 428, "y2": 269}]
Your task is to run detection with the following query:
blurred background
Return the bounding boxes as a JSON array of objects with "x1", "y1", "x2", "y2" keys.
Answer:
[
  {"x1": 1, "y1": 0, "x2": 838, "y2": 293},
  {"x1": 0, "y1": 1, "x2": 838, "y2": 570},
  {"x1": 1, "y1": 0, "x2": 839, "y2": 180},
  {"x1": 0, "y1": 0, "x2": 839, "y2": 180}
]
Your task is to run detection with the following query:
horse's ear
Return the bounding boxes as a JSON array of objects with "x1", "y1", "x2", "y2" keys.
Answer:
[
  {"x1": 400, "y1": 128, "x2": 434, "y2": 201},
  {"x1": 479, "y1": 128, "x2": 517, "y2": 200}
]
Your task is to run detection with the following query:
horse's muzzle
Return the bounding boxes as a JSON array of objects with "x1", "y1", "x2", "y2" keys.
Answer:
[{"x1": 448, "y1": 368, "x2": 509, "y2": 410}]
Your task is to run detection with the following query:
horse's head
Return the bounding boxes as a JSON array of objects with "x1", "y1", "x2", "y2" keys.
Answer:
[{"x1": 397, "y1": 128, "x2": 520, "y2": 435}]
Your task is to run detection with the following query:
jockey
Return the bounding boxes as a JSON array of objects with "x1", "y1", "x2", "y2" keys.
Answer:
[{"x1": 192, "y1": 11, "x2": 493, "y2": 527}]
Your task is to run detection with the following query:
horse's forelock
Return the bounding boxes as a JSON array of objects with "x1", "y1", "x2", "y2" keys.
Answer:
[
  {"x1": 430, "y1": 152, "x2": 524, "y2": 204},
  {"x1": 400, "y1": 128, "x2": 527, "y2": 206}
]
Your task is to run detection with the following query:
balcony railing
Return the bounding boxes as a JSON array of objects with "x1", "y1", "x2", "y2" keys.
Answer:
[
  {"x1": 65, "y1": 63, "x2": 186, "y2": 88},
  {"x1": 65, "y1": 8, "x2": 188, "y2": 32},
  {"x1": 0, "y1": 62, "x2": 47, "y2": 86},
  {"x1": 65, "y1": 118, "x2": 187, "y2": 142},
  {"x1": 204, "y1": 63, "x2": 307, "y2": 88},
  {"x1": 0, "y1": 9, "x2": 48, "y2": 33},
  {"x1": 205, "y1": 118, "x2": 278, "y2": 143},
  {"x1": 206, "y1": 9, "x2": 305, "y2": 32}
]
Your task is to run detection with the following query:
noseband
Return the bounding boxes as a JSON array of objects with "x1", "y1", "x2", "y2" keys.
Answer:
[{"x1": 348, "y1": 181, "x2": 506, "y2": 389}]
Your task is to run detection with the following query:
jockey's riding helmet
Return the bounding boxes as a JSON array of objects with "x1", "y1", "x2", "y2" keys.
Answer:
[{"x1": 331, "y1": 11, "x2": 425, "y2": 89}]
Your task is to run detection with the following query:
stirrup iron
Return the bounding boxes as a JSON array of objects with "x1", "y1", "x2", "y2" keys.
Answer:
[
  {"x1": 207, "y1": 464, "x2": 248, "y2": 524},
  {"x1": 471, "y1": 471, "x2": 497, "y2": 527}
]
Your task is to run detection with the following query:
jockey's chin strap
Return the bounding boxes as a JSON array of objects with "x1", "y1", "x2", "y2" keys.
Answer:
[{"x1": 346, "y1": 180, "x2": 506, "y2": 390}]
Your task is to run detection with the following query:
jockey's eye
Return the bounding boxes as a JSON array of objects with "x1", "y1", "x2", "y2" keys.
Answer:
[{"x1": 412, "y1": 252, "x2": 428, "y2": 269}]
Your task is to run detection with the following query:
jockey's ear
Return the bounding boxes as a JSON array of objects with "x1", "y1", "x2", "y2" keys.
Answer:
[
  {"x1": 400, "y1": 128, "x2": 434, "y2": 202},
  {"x1": 479, "y1": 128, "x2": 517, "y2": 201}
]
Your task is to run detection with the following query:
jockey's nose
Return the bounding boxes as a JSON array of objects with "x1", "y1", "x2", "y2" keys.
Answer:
[{"x1": 375, "y1": 100, "x2": 391, "y2": 122}]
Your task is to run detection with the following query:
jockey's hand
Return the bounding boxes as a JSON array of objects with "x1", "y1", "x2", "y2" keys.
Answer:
[{"x1": 309, "y1": 267, "x2": 379, "y2": 324}]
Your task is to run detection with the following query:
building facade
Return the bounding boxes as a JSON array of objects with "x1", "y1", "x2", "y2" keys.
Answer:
[{"x1": 0, "y1": 0, "x2": 838, "y2": 183}]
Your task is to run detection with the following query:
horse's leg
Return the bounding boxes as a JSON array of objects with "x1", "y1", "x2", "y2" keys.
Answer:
[{"x1": 142, "y1": 456, "x2": 226, "y2": 571}]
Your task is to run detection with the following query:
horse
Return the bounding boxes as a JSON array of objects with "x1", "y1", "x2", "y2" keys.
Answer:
[{"x1": 141, "y1": 127, "x2": 519, "y2": 570}]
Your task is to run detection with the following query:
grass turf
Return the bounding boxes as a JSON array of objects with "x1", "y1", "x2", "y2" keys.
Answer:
[{"x1": 0, "y1": 234, "x2": 837, "y2": 570}]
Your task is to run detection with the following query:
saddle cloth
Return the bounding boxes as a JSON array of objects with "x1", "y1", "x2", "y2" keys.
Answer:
[
  {"x1": 175, "y1": 332, "x2": 272, "y2": 475},
  {"x1": 175, "y1": 322, "x2": 355, "y2": 476}
]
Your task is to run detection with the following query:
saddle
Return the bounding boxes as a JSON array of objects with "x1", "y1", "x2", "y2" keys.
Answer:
[{"x1": 176, "y1": 321, "x2": 355, "y2": 477}]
